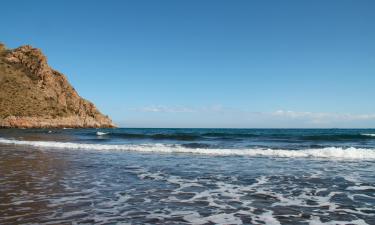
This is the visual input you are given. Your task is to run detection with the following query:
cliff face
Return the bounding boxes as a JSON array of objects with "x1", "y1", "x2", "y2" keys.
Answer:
[{"x1": 0, "y1": 43, "x2": 115, "y2": 128}]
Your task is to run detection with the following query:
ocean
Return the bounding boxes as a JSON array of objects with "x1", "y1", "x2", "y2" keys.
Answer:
[{"x1": 0, "y1": 128, "x2": 374, "y2": 224}]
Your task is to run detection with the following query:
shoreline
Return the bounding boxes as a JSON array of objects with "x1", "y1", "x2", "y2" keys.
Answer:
[{"x1": 0, "y1": 116, "x2": 116, "y2": 129}]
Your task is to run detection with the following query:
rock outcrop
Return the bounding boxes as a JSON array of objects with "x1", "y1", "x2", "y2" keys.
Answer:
[{"x1": 0, "y1": 43, "x2": 116, "y2": 128}]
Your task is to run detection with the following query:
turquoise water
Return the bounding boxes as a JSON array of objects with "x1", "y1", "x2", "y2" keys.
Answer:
[{"x1": 0, "y1": 129, "x2": 375, "y2": 224}]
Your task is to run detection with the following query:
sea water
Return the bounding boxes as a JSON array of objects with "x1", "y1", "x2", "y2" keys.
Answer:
[{"x1": 0, "y1": 128, "x2": 374, "y2": 224}]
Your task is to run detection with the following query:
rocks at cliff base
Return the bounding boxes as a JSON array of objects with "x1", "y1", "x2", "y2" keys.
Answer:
[{"x1": 0, "y1": 43, "x2": 116, "y2": 128}]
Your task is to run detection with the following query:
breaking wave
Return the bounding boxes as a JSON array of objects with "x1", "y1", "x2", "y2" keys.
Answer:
[
  {"x1": 1, "y1": 138, "x2": 375, "y2": 160},
  {"x1": 96, "y1": 131, "x2": 109, "y2": 136}
]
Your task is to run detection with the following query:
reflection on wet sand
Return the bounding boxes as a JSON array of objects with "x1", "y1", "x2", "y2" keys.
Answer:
[{"x1": 0, "y1": 146, "x2": 70, "y2": 224}]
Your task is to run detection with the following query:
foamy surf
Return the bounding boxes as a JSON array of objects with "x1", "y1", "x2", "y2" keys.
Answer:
[
  {"x1": 0, "y1": 138, "x2": 375, "y2": 160},
  {"x1": 96, "y1": 131, "x2": 109, "y2": 136},
  {"x1": 361, "y1": 133, "x2": 375, "y2": 137}
]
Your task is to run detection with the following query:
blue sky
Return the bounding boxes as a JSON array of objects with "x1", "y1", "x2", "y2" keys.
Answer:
[{"x1": 1, "y1": 0, "x2": 375, "y2": 128}]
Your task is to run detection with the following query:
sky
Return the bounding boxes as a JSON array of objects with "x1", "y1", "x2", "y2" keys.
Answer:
[{"x1": 1, "y1": 0, "x2": 375, "y2": 128}]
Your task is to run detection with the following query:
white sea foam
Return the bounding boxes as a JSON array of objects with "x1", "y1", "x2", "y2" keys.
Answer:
[
  {"x1": 96, "y1": 131, "x2": 109, "y2": 136},
  {"x1": 1, "y1": 138, "x2": 375, "y2": 160},
  {"x1": 346, "y1": 186, "x2": 375, "y2": 191},
  {"x1": 308, "y1": 217, "x2": 369, "y2": 225},
  {"x1": 361, "y1": 133, "x2": 375, "y2": 137}
]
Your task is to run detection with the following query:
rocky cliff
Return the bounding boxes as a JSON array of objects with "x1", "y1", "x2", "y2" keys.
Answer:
[{"x1": 0, "y1": 43, "x2": 115, "y2": 128}]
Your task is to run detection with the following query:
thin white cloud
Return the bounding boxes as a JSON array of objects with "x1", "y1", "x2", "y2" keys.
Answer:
[
  {"x1": 133, "y1": 105, "x2": 196, "y2": 113},
  {"x1": 130, "y1": 105, "x2": 375, "y2": 125},
  {"x1": 269, "y1": 110, "x2": 375, "y2": 124},
  {"x1": 132, "y1": 104, "x2": 229, "y2": 114}
]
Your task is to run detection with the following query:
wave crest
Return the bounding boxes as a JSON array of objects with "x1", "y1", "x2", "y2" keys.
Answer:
[
  {"x1": 1, "y1": 138, "x2": 375, "y2": 160},
  {"x1": 96, "y1": 132, "x2": 109, "y2": 136}
]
